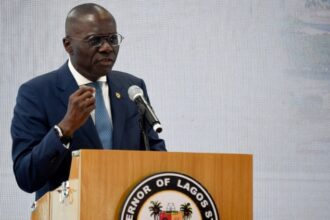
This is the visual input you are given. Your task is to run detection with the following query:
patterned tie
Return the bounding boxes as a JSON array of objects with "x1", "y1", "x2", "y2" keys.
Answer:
[{"x1": 89, "y1": 81, "x2": 113, "y2": 149}]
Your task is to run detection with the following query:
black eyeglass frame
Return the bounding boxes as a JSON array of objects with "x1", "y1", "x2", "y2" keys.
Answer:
[{"x1": 66, "y1": 33, "x2": 124, "y2": 48}]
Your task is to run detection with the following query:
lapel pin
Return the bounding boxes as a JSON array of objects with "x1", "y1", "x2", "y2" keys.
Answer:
[{"x1": 115, "y1": 92, "x2": 121, "y2": 99}]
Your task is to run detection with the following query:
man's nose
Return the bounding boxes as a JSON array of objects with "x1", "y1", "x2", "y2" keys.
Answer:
[{"x1": 98, "y1": 39, "x2": 114, "y2": 53}]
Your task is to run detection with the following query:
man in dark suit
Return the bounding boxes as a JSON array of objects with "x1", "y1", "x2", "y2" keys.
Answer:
[{"x1": 11, "y1": 3, "x2": 166, "y2": 200}]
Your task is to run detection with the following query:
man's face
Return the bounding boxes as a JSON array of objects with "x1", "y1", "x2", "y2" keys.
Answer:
[{"x1": 65, "y1": 14, "x2": 119, "y2": 81}]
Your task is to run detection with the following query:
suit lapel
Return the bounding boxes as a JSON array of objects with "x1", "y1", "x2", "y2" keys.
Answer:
[
  {"x1": 55, "y1": 63, "x2": 102, "y2": 149},
  {"x1": 108, "y1": 74, "x2": 127, "y2": 148}
]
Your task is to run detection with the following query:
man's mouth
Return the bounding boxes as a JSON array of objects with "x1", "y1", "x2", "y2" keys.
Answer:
[{"x1": 98, "y1": 58, "x2": 114, "y2": 66}]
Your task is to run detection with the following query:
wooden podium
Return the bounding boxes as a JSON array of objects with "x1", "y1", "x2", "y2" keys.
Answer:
[{"x1": 31, "y1": 150, "x2": 252, "y2": 220}]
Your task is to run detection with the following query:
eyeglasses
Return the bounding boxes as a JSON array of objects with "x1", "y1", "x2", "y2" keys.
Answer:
[{"x1": 68, "y1": 33, "x2": 124, "y2": 48}]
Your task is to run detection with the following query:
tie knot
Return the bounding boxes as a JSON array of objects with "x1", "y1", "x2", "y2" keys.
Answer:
[{"x1": 88, "y1": 81, "x2": 102, "y2": 89}]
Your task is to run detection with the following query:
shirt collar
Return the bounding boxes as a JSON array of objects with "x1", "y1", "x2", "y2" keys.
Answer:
[{"x1": 68, "y1": 58, "x2": 107, "y2": 86}]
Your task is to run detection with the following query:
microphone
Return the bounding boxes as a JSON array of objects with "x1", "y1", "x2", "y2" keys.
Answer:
[{"x1": 128, "y1": 85, "x2": 162, "y2": 133}]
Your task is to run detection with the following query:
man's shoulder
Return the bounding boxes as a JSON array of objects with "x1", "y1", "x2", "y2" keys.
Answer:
[
  {"x1": 24, "y1": 71, "x2": 56, "y2": 86},
  {"x1": 109, "y1": 70, "x2": 144, "y2": 86},
  {"x1": 22, "y1": 63, "x2": 68, "y2": 88},
  {"x1": 110, "y1": 70, "x2": 142, "y2": 81}
]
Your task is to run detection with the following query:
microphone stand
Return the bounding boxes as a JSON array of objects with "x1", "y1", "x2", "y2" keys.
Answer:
[{"x1": 137, "y1": 103, "x2": 150, "y2": 151}]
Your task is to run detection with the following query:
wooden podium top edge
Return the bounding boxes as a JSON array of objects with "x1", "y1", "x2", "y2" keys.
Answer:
[{"x1": 72, "y1": 149, "x2": 253, "y2": 158}]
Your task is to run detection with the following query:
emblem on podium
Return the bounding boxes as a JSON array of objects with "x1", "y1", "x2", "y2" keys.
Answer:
[{"x1": 120, "y1": 172, "x2": 219, "y2": 220}]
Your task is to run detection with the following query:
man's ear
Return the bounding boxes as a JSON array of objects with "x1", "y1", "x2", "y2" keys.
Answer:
[{"x1": 63, "y1": 37, "x2": 73, "y2": 55}]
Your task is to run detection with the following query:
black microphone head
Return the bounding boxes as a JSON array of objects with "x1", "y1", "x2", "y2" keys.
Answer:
[{"x1": 128, "y1": 85, "x2": 144, "y2": 101}]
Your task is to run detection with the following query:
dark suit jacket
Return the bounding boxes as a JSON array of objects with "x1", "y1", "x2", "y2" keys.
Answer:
[{"x1": 11, "y1": 62, "x2": 166, "y2": 200}]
